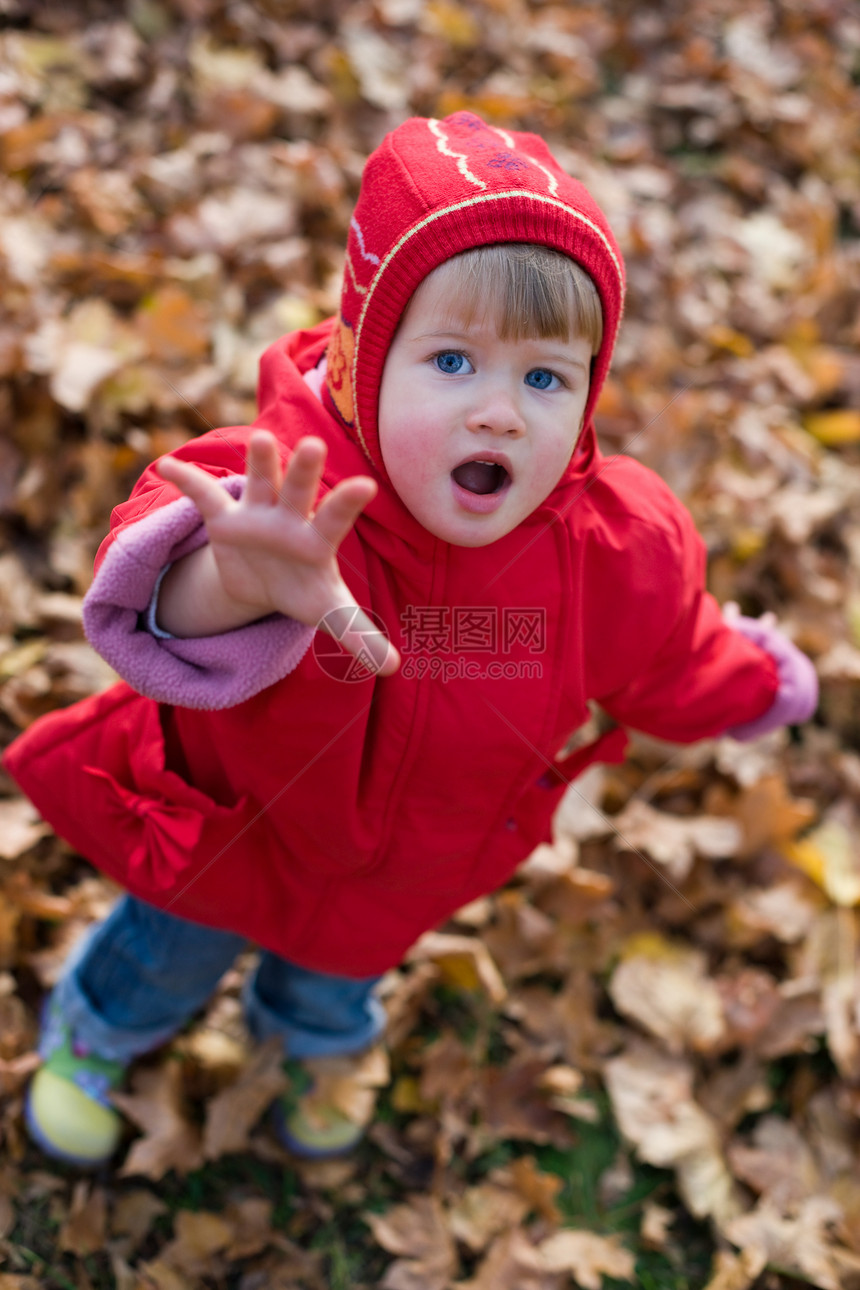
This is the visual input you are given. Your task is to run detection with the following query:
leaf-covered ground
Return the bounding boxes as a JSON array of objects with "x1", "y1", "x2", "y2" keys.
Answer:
[{"x1": 1, "y1": 1, "x2": 860, "y2": 1287}]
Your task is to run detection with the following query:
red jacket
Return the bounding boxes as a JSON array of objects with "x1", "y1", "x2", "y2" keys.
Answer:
[
  {"x1": 3, "y1": 115, "x2": 781, "y2": 974},
  {"x1": 2, "y1": 321, "x2": 779, "y2": 974}
]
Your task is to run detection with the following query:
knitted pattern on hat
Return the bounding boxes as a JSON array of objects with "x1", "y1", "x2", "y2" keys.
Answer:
[{"x1": 324, "y1": 111, "x2": 626, "y2": 481}]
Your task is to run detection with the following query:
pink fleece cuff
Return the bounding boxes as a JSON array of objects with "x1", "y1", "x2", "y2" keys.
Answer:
[
  {"x1": 82, "y1": 475, "x2": 314, "y2": 710},
  {"x1": 725, "y1": 615, "x2": 818, "y2": 741}
]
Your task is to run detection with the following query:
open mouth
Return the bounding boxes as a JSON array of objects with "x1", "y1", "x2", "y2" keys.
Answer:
[{"x1": 450, "y1": 459, "x2": 510, "y2": 495}]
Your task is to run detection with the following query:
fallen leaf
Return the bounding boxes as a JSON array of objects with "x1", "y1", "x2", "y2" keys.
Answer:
[
  {"x1": 110, "y1": 1187, "x2": 169, "y2": 1247},
  {"x1": 0, "y1": 798, "x2": 49, "y2": 860},
  {"x1": 407, "y1": 930, "x2": 507, "y2": 1003},
  {"x1": 609, "y1": 934, "x2": 725, "y2": 1054},
  {"x1": 113, "y1": 1062, "x2": 203, "y2": 1180},
  {"x1": 804, "y1": 410, "x2": 860, "y2": 446},
  {"x1": 456, "y1": 1227, "x2": 564, "y2": 1290},
  {"x1": 537, "y1": 1228, "x2": 636, "y2": 1289},
  {"x1": 202, "y1": 1037, "x2": 287, "y2": 1158},
  {"x1": 480, "y1": 1056, "x2": 572, "y2": 1145},
  {"x1": 728, "y1": 1115, "x2": 820, "y2": 1208},
  {"x1": 604, "y1": 1044, "x2": 742, "y2": 1226},
  {"x1": 723, "y1": 1198, "x2": 860, "y2": 1290},
  {"x1": 57, "y1": 1180, "x2": 107, "y2": 1256},
  {"x1": 783, "y1": 816, "x2": 860, "y2": 906},
  {"x1": 702, "y1": 1247, "x2": 767, "y2": 1290},
  {"x1": 159, "y1": 1209, "x2": 232, "y2": 1279},
  {"x1": 499, "y1": 1155, "x2": 563, "y2": 1224},
  {"x1": 447, "y1": 1181, "x2": 529, "y2": 1253},
  {"x1": 366, "y1": 1195, "x2": 458, "y2": 1290},
  {"x1": 640, "y1": 1200, "x2": 674, "y2": 1248},
  {"x1": 612, "y1": 799, "x2": 741, "y2": 881},
  {"x1": 221, "y1": 1197, "x2": 276, "y2": 1260},
  {"x1": 299, "y1": 1043, "x2": 389, "y2": 1129},
  {"x1": 706, "y1": 772, "x2": 816, "y2": 855}
]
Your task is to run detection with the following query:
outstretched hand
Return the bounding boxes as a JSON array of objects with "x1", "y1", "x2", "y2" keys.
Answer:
[{"x1": 156, "y1": 431, "x2": 400, "y2": 676}]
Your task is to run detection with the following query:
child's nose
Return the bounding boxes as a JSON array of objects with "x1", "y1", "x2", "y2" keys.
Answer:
[{"x1": 464, "y1": 385, "x2": 527, "y2": 437}]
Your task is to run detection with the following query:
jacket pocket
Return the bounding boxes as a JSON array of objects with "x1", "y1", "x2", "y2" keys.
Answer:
[{"x1": 3, "y1": 682, "x2": 250, "y2": 904}]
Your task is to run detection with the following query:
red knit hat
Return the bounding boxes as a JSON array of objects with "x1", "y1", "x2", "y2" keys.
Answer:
[{"x1": 324, "y1": 112, "x2": 625, "y2": 478}]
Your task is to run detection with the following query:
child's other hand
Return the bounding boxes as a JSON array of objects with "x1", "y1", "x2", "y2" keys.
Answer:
[{"x1": 156, "y1": 432, "x2": 400, "y2": 676}]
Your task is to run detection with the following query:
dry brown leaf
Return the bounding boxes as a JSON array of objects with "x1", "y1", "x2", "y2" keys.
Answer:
[
  {"x1": 609, "y1": 934, "x2": 725, "y2": 1054},
  {"x1": 110, "y1": 1187, "x2": 169, "y2": 1247},
  {"x1": 135, "y1": 285, "x2": 211, "y2": 364},
  {"x1": 202, "y1": 1037, "x2": 288, "y2": 1158},
  {"x1": 537, "y1": 1228, "x2": 636, "y2": 1288},
  {"x1": 0, "y1": 798, "x2": 49, "y2": 860},
  {"x1": 728, "y1": 880, "x2": 822, "y2": 946},
  {"x1": 158, "y1": 1209, "x2": 233, "y2": 1279},
  {"x1": 366, "y1": 1195, "x2": 458, "y2": 1290},
  {"x1": 56, "y1": 1181, "x2": 107, "y2": 1256},
  {"x1": 221, "y1": 1197, "x2": 276, "y2": 1260},
  {"x1": 724, "y1": 1198, "x2": 860, "y2": 1290},
  {"x1": 706, "y1": 773, "x2": 817, "y2": 857},
  {"x1": 456, "y1": 1227, "x2": 564, "y2": 1290},
  {"x1": 727, "y1": 1115, "x2": 820, "y2": 1207},
  {"x1": 407, "y1": 930, "x2": 507, "y2": 1003},
  {"x1": 0, "y1": 1193, "x2": 14, "y2": 1241},
  {"x1": 0, "y1": 1052, "x2": 39, "y2": 1096},
  {"x1": 447, "y1": 1181, "x2": 530, "y2": 1253},
  {"x1": 612, "y1": 799, "x2": 741, "y2": 880},
  {"x1": 113, "y1": 1062, "x2": 203, "y2": 1180},
  {"x1": 640, "y1": 1200, "x2": 675, "y2": 1248},
  {"x1": 132, "y1": 1259, "x2": 192, "y2": 1290},
  {"x1": 299, "y1": 1043, "x2": 389, "y2": 1129},
  {"x1": 480, "y1": 1056, "x2": 572, "y2": 1145},
  {"x1": 418, "y1": 1030, "x2": 477, "y2": 1105},
  {"x1": 702, "y1": 1247, "x2": 767, "y2": 1290},
  {"x1": 604, "y1": 1044, "x2": 742, "y2": 1226}
]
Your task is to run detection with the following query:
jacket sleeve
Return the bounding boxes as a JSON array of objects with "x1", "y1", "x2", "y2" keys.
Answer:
[
  {"x1": 81, "y1": 432, "x2": 313, "y2": 711},
  {"x1": 587, "y1": 500, "x2": 784, "y2": 743}
]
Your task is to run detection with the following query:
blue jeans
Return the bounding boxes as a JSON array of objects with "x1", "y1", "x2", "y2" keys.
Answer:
[{"x1": 45, "y1": 894, "x2": 386, "y2": 1064}]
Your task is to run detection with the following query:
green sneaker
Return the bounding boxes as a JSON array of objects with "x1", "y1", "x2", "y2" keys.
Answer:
[
  {"x1": 25, "y1": 999, "x2": 125, "y2": 1167},
  {"x1": 272, "y1": 1047, "x2": 388, "y2": 1160}
]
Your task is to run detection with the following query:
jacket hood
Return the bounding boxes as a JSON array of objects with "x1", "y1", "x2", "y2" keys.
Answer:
[{"x1": 324, "y1": 111, "x2": 625, "y2": 486}]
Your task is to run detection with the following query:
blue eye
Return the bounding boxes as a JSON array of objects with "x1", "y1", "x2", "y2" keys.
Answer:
[
  {"x1": 433, "y1": 351, "x2": 472, "y2": 374},
  {"x1": 525, "y1": 368, "x2": 559, "y2": 390}
]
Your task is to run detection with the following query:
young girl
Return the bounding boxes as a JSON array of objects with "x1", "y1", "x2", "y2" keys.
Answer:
[{"x1": 4, "y1": 112, "x2": 817, "y2": 1166}]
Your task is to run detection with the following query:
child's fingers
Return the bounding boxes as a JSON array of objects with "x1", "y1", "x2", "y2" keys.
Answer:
[
  {"x1": 243, "y1": 431, "x2": 283, "y2": 507},
  {"x1": 312, "y1": 476, "x2": 378, "y2": 548},
  {"x1": 278, "y1": 437, "x2": 328, "y2": 521},
  {"x1": 156, "y1": 456, "x2": 234, "y2": 522}
]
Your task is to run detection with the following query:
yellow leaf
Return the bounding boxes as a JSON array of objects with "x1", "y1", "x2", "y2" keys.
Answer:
[
  {"x1": 707, "y1": 325, "x2": 754, "y2": 357},
  {"x1": 391, "y1": 1075, "x2": 427, "y2": 1113},
  {"x1": 803, "y1": 410, "x2": 860, "y2": 446},
  {"x1": 421, "y1": 0, "x2": 480, "y2": 46},
  {"x1": 731, "y1": 527, "x2": 766, "y2": 562},
  {"x1": 408, "y1": 931, "x2": 507, "y2": 1003},
  {"x1": 783, "y1": 820, "x2": 860, "y2": 906}
]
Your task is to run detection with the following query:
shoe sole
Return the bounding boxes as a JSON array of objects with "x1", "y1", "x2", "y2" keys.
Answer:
[{"x1": 270, "y1": 1102, "x2": 363, "y2": 1160}]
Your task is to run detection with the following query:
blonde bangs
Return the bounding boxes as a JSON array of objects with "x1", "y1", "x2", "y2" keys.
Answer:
[{"x1": 435, "y1": 243, "x2": 603, "y2": 353}]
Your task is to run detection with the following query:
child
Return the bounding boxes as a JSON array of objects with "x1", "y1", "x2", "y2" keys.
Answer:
[{"x1": 4, "y1": 112, "x2": 817, "y2": 1167}]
